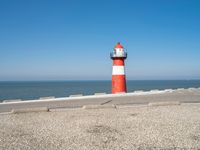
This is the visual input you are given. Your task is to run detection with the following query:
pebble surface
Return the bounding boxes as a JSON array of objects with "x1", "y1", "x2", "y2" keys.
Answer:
[{"x1": 0, "y1": 103, "x2": 200, "y2": 150}]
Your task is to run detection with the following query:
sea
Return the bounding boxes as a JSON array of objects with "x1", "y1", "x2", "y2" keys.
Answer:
[{"x1": 0, "y1": 80, "x2": 200, "y2": 101}]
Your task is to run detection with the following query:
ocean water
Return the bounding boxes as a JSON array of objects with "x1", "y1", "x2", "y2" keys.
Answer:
[{"x1": 0, "y1": 80, "x2": 200, "y2": 101}]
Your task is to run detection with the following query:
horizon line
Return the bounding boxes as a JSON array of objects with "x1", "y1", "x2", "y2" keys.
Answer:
[{"x1": 0, "y1": 79, "x2": 200, "y2": 82}]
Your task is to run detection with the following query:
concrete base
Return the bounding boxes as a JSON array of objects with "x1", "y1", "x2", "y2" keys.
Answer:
[
  {"x1": 148, "y1": 101, "x2": 181, "y2": 107},
  {"x1": 69, "y1": 94, "x2": 83, "y2": 97},
  {"x1": 82, "y1": 105, "x2": 117, "y2": 109},
  {"x1": 3, "y1": 99, "x2": 21, "y2": 103},
  {"x1": 39, "y1": 96, "x2": 55, "y2": 100},
  {"x1": 11, "y1": 107, "x2": 49, "y2": 114},
  {"x1": 94, "y1": 93, "x2": 106, "y2": 95}
]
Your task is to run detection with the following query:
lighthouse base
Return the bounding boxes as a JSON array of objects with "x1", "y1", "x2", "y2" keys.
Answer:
[{"x1": 112, "y1": 75, "x2": 127, "y2": 94}]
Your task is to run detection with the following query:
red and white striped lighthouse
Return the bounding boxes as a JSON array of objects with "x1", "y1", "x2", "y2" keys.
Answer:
[{"x1": 110, "y1": 42, "x2": 127, "y2": 94}]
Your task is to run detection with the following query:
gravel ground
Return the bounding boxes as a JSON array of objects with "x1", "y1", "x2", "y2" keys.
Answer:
[{"x1": 0, "y1": 103, "x2": 200, "y2": 150}]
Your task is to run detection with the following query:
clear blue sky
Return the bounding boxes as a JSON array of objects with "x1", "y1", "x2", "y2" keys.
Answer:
[{"x1": 0, "y1": 0, "x2": 200, "y2": 81}]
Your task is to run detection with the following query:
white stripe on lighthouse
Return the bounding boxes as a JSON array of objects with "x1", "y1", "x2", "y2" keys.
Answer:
[{"x1": 112, "y1": 66, "x2": 125, "y2": 75}]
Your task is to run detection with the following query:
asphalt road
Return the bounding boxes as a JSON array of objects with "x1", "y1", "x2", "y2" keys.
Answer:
[{"x1": 0, "y1": 89, "x2": 200, "y2": 113}]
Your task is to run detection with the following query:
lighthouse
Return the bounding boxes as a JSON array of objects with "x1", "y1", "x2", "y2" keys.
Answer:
[{"x1": 110, "y1": 42, "x2": 127, "y2": 94}]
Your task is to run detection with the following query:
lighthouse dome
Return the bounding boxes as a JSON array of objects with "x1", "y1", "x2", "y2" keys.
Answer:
[{"x1": 114, "y1": 42, "x2": 123, "y2": 49}]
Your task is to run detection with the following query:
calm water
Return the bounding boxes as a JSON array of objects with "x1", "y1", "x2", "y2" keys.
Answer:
[{"x1": 0, "y1": 80, "x2": 200, "y2": 101}]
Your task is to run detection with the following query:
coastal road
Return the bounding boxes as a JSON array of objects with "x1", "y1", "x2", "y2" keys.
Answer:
[{"x1": 0, "y1": 89, "x2": 200, "y2": 113}]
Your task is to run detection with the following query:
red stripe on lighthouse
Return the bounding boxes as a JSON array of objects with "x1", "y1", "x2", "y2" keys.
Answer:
[
  {"x1": 113, "y1": 58, "x2": 125, "y2": 66},
  {"x1": 112, "y1": 75, "x2": 127, "y2": 93}
]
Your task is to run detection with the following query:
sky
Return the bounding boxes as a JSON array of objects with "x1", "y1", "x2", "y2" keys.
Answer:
[{"x1": 0, "y1": 0, "x2": 200, "y2": 81}]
